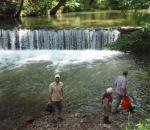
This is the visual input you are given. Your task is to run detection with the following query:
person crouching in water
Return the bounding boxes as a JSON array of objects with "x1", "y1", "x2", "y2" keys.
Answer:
[{"x1": 102, "y1": 87, "x2": 113, "y2": 124}]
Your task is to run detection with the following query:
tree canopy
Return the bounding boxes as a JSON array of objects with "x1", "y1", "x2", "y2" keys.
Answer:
[{"x1": 0, "y1": 0, "x2": 150, "y2": 18}]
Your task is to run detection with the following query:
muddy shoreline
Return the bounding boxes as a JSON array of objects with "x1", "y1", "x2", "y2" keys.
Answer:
[{"x1": 11, "y1": 111, "x2": 144, "y2": 130}]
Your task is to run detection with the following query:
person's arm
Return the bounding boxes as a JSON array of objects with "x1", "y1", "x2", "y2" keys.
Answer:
[
  {"x1": 108, "y1": 102, "x2": 112, "y2": 109},
  {"x1": 122, "y1": 79, "x2": 127, "y2": 95},
  {"x1": 61, "y1": 83, "x2": 64, "y2": 97},
  {"x1": 115, "y1": 80, "x2": 117, "y2": 87},
  {"x1": 124, "y1": 87, "x2": 127, "y2": 95},
  {"x1": 61, "y1": 88, "x2": 64, "y2": 97},
  {"x1": 115, "y1": 77, "x2": 118, "y2": 87},
  {"x1": 48, "y1": 84, "x2": 53, "y2": 104}
]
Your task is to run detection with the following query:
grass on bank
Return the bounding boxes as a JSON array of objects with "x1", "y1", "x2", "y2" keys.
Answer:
[{"x1": 123, "y1": 117, "x2": 150, "y2": 130}]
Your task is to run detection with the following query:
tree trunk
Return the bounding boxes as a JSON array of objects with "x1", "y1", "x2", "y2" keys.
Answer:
[
  {"x1": 50, "y1": 0, "x2": 66, "y2": 15},
  {"x1": 15, "y1": 0, "x2": 24, "y2": 18},
  {"x1": 89, "y1": 0, "x2": 95, "y2": 5}
]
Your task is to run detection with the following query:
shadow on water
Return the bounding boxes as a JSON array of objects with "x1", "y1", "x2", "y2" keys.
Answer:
[{"x1": 0, "y1": 18, "x2": 22, "y2": 29}]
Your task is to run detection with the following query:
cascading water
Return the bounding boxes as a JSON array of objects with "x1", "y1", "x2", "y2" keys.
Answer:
[
  {"x1": 0, "y1": 29, "x2": 120, "y2": 50},
  {"x1": 0, "y1": 28, "x2": 121, "y2": 70}
]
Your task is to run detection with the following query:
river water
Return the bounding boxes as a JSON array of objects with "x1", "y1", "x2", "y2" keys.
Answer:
[
  {"x1": 0, "y1": 50, "x2": 145, "y2": 115},
  {"x1": 0, "y1": 10, "x2": 150, "y2": 28}
]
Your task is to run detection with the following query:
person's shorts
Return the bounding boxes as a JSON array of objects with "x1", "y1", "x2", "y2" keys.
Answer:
[
  {"x1": 115, "y1": 94, "x2": 123, "y2": 106},
  {"x1": 51, "y1": 101, "x2": 62, "y2": 112},
  {"x1": 112, "y1": 94, "x2": 123, "y2": 111}
]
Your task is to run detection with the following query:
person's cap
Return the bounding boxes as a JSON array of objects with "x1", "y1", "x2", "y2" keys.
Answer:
[
  {"x1": 55, "y1": 74, "x2": 60, "y2": 78},
  {"x1": 106, "y1": 87, "x2": 113, "y2": 93}
]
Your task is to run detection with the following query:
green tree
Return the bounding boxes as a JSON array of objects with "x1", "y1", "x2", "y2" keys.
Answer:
[
  {"x1": 107, "y1": 0, "x2": 150, "y2": 10},
  {"x1": 89, "y1": 0, "x2": 95, "y2": 5},
  {"x1": 0, "y1": 0, "x2": 17, "y2": 18},
  {"x1": 50, "y1": 0, "x2": 66, "y2": 15},
  {"x1": 15, "y1": 0, "x2": 24, "y2": 18},
  {"x1": 23, "y1": 0, "x2": 53, "y2": 16},
  {"x1": 1, "y1": 0, "x2": 150, "y2": 17}
]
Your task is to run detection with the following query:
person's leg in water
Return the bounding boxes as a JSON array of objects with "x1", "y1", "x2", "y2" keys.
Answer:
[
  {"x1": 57, "y1": 101, "x2": 63, "y2": 122},
  {"x1": 103, "y1": 105, "x2": 111, "y2": 124},
  {"x1": 51, "y1": 102, "x2": 57, "y2": 123},
  {"x1": 113, "y1": 94, "x2": 122, "y2": 113}
]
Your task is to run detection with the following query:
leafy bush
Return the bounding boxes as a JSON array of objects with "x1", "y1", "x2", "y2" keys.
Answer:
[
  {"x1": 124, "y1": 118, "x2": 150, "y2": 130},
  {"x1": 63, "y1": 0, "x2": 80, "y2": 12},
  {"x1": 136, "y1": 119, "x2": 150, "y2": 130},
  {"x1": 107, "y1": 26, "x2": 150, "y2": 55},
  {"x1": 23, "y1": 0, "x2": 54, "y2": 16}
]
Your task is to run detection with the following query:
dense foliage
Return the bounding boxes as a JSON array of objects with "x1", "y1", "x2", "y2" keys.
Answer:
[
  {"x1": 107, "y1": 25, "x2": 150, "y2": 55},
  {"x1": 0, "y1": 0, "x2": 17, "y2": 17},
  {"x1": 107, "y1": 0, "x2": 150, "y2": 10},
  {"x1": 23, "y1": 0, "x2": 53, "y2": 16},
  {"x1": 124, "y1": 118, "x2": 150, "y2": 130},
  {"x1": 0, "y1": 0, "x2": 150, "y2": 17}
]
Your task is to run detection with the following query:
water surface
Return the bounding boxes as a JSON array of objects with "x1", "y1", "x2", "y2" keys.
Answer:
[
  {"x1": 0, "y1": 10, "x2": 150, "y2": 28},
  {"x1": 0, "y1": 50, "x2": 147, "y2": 117}
]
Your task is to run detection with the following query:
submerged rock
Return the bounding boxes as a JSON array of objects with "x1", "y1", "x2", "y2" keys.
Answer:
[{"x1": 25, "y1": 116, "x2": 35, "y2": 123}]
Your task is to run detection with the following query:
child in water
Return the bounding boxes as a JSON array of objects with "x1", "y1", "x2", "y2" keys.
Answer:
[{"x1": 102, "y1": 87, "x2": 113, "y2": 124}]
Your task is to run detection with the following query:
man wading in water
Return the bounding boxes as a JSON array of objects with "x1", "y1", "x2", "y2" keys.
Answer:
[
  {"x1": 113, "y1": 71, "x2": 128, "y2": 113},
  {"x1": 48, "y1": 74, "x2": 64, "y2": 123}
]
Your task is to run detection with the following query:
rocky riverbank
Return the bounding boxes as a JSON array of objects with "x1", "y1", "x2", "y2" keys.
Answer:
[{"x1": 18, "y1": 111, "x2": 143, "y2": 130}]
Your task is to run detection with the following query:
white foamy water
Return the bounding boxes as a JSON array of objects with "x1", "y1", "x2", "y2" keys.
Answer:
[{"x1": 0, "y1": 50, "x2": 123, "y2": 70}]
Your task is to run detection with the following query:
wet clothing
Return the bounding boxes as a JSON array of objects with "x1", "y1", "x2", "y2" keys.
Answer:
[
  {"x1": 49, "y1": 82, "x2": 63, "y2": 101},
  {"x1": 51, "y1": 101, "x2": 62, "y2": 112}
]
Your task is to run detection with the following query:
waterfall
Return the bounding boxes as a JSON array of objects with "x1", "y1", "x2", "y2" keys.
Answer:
[{"x1": 0, "y1": 29, "x2": 120, "y2": 50}]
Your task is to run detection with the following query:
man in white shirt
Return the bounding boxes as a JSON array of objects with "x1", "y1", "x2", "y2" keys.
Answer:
[
  {"x1": 113, "y1": 71, "x2": 128, "y2": 113},
  {"x1": 48, "y1": 74, "x2": 64, "y2": 122}
]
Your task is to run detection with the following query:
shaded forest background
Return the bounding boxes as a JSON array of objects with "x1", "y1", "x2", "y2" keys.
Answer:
[{"x1": 0, "y1": 0, "x2": 150, "y2": 19}]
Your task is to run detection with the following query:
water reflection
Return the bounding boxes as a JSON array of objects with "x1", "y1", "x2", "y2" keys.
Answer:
[{"x1": 0, "y1": 10, "x2": 149, "y2": 28}]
